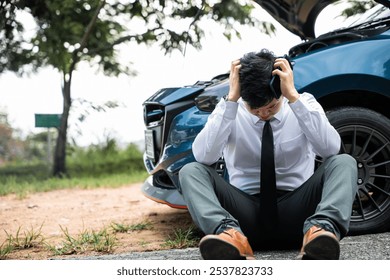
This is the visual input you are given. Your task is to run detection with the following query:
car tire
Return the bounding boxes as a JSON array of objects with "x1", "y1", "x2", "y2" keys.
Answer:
[{"x1": 326, "y1": 107, "x2": 390, "y2": 235}]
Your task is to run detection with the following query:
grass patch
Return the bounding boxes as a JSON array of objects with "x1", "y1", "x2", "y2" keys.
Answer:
[
  {"x1": 111, "y1": 221, "x2": 153, "y2": 233},
  {"x1": 5, "y1": 224, "x2": 45, "y2": 249},
  {"x1": 0, "y1": 142, "x2": 149, "y2": 197},
  {"x1": 0, "y1": 240, "x2": 14, "y2": 260},
  {"x1": 0, "y1": 225, "x2": 45, "y2": 260},
  {"x1": 163, "y1": 226, "x2": 200, "y2": 249},
  {"x1": 0, "y1": 171, "x2": 148, "y2": 197},
  {"x1": 48, "y1": 226, "x2": 117, "y2": 255}
]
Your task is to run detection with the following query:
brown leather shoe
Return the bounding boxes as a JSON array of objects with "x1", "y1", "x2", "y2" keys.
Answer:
[
  {"x1": 199, "y1": 228, "x2": 255, "y2": 260},
  {"x1": 297, "y1": 225, "x2": 340, "y2": 260}
]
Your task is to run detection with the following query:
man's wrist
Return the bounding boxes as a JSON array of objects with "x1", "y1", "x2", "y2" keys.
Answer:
[
  {"x1": 287, "y1": 91, "x2": 300, "y2": 104},
  {"x1": 224, "y1": 94, "x2": 239, "y2": 102}
]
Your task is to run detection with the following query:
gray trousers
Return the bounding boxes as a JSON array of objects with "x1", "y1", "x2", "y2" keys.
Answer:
[{"x1": 178, "y1": 154, "x2": 358, "y2": 249}]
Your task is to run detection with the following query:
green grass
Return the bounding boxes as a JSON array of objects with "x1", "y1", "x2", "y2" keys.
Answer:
[
  {"x1": 5, "y1": 224, "x2": 45, "y2": 249},
  {"x1": 163, "y1": 226, "x2": 200, "y2": 249},
  {"x1": 0, "y1": 142, "x2": 149, "y2": 197},
  {"x1": 0, "y1": 240, "x2": 14, "y2": 260},
  {"x1": 48, "y1": 226, "x2": 117, "y2": 255},
  {"x1": 111, "y1": 221, "x2": 153, "y2": 233},
  {"x1": 0, "y1": 171, "x2": 148, "y2": 197},
  {"x1": 0, "y1": 225, "x2": 45, "y2": 260}
]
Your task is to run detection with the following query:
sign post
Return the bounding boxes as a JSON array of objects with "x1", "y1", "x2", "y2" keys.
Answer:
[
  {"x1": 35, "y1": 114, "x2": 61, "y2": 128},
  {"x1": 34, "y1": 114, "x2": 62, "y2": 164}
]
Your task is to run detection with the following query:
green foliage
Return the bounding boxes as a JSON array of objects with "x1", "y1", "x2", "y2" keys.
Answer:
[
  {"x1": 2, "y1": 0, "x2": 265, "y2": 77},
  {"x1": 0, "y1": 0, "x2": 24, "y2": 73},
  {"x1": 339, "y1": 0, "x2": 377, "y2": 18},
  {"x1": 66, "y1": 141, "x2": 145, "y2": 177}
]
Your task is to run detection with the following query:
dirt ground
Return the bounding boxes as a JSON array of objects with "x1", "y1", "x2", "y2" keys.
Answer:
[{"x1": 0, "y1": 183, "x2": 195, "y2": 260}]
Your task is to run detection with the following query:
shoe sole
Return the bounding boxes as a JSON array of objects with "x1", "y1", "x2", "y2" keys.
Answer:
[
  {"x1": 302, "y1": 235, "x2": 340, "y2": 260},
  {"x1": 199, "y1": 237, "x2": 246, "y2": 260}
]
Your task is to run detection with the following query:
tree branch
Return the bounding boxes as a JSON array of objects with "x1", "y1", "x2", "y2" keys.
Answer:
[
  {"x1": 69, "y1": 0, "x2": 106, "y2": 75},
  {"x1": 78, "y1": 0, "x2": 106, "y2": 50},
  {"x1": 86, "y1": 28, "x2": 163, "y2": 56}
]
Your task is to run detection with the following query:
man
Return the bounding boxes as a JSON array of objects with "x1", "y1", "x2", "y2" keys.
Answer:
[{"x1": 179, "y1": 49, "x2": 357, "y2": 260}]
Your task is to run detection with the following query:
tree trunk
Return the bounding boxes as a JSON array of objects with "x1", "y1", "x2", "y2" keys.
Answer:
[
  {"x1": 53, "y1": 75, "x2": 72, "y2": 177},
  {"x1": 52, "y1": 2, "x2": 103, "y2": 177}
]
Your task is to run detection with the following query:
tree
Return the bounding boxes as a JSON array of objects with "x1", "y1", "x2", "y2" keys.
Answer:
[{"x1": 0, "y1": 0, "x2": 272, "y2": 176}]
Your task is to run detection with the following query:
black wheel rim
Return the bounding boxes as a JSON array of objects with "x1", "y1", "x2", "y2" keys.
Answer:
[{"x1": 337, "y1": 125, "x2": 390, "y2": 224}]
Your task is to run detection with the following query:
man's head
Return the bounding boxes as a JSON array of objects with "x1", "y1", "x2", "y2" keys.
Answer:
[{"x1": 239, "y1": 49, "x2": 276, "y2": 109}]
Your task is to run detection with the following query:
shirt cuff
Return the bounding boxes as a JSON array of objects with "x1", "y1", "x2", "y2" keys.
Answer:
[
  {"x1": 289, "y1": 93, "x2": 312, "y2": 119},
  {"x1": 220, "y1": 98, "x2": 239, "y2": 120}
]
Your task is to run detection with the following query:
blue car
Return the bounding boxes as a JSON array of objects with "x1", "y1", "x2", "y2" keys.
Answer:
[{"x1": 142, "y1": 0, "x2": 390, "y2": 235}]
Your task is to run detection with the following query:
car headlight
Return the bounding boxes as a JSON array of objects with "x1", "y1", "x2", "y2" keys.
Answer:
[{"x1": 194, "y1": 95, "x2": 221, "y2": 112}]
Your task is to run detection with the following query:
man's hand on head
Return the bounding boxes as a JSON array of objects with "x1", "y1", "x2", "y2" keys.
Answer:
[
  {"x1": 227, "y1": 59, "x2": 242, "y2": 102},
  {"x1": 273, "y1": 58, "x2": 299, "y2": 103}
]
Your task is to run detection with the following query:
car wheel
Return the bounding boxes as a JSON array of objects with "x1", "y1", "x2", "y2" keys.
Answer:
[{"x1": 326, "y1": 107, "x2": 390, "y2": 235}]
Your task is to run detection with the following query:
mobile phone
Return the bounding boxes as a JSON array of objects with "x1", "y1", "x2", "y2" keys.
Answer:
[
  {"x1": 269, "y1": 71, "x2": 282, "y2": 99},
  {"x1": 269, "y1": 55, "x2": 293, "y2": 99}
]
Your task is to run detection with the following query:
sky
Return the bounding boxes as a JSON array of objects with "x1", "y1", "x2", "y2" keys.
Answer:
[{"x1": 0, "y1": 2, "x2": 351, "y2": 147}]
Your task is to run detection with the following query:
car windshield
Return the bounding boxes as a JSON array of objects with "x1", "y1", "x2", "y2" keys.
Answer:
[
  {"x1": 348, "y1": 4, "x2": 390, "y2": 27},
  {"x1": 315, "y1": 3, "x2": 390, "y2": 36}
]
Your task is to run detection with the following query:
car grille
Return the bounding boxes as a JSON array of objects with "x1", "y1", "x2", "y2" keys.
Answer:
[{"x1": 143, "y1": 103, "x2": 165, "y2": 163}]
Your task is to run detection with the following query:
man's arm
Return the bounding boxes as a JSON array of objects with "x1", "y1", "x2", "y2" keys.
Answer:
[
  {"x1": 274, "y1": 58, "x2": 340, "y2": 158},
  {"x1": 192, "y1": 60, "x2": 241, "y2": 165},
  {"x1": 192, "y1": 100, "x2": 237, "y2": 164},
  {"x1": 289, "y1": 94, "x2": 341, "y2": 158}
]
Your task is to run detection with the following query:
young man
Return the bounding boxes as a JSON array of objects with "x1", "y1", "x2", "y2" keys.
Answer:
[{"x1": 178, "y1": 49, "x2": 358, "y2": 260}]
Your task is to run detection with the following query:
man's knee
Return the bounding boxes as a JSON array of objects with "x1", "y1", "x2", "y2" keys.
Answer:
[
  {"x1": 179, "y1": 161, "x2": 206, "y2": 179},
  {"x1": 327, "y1": 154, "x2": 358, "y2": 192},
  {"x1": 328, "y1": 154, "x2": 357, "y2": 170},
  {"x1": 179, "y1": 162, "x2": 215, "y2": 196},
  {"x1": 179, "y1": 162, "x2": 211, "y2": 190}
]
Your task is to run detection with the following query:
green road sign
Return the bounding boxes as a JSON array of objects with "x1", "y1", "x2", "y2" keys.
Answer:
[{"x1": 35, "y1": 114, "x2": 61, "y2": 128}]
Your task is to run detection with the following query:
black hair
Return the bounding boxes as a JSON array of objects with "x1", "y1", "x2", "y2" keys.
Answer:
[{"x1": 239, "y1": 49, "x2": 276, "y2": 109}]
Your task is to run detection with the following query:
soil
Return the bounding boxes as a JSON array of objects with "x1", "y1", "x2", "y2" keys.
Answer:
[{"x1": 0, "y1": 183, "x2": 195, "y2": 260}]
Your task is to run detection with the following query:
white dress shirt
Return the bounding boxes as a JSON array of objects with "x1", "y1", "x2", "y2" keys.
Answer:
[{"x1": 192, "y1": 93, "x2": 341, "y2": 195}]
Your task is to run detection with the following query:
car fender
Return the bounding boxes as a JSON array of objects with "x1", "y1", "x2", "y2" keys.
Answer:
[{"x1": 293, "y1": 37, "x2": 390, "y2": 98}]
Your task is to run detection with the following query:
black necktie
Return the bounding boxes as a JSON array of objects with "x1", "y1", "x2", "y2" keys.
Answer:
[{"x1": 260, "y1": 120, "x2": 278, "y2": 231}]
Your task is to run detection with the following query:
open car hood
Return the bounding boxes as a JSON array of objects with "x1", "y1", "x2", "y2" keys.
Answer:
[{"x1": 253, "y1": 0, "x2": 390, "y2": 40}]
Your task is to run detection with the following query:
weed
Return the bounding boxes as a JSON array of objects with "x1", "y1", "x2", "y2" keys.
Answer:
[
  {"x1": 163, "y1": 226, "x2": 200, "y2": 249},
  {"x1": 111, "y1": 221, "x2": 153, "y2": 233},
  {"x1": 5, "y1": 224, "x2": 45, "y2": 249},
  {"x1": 0, "y1": 240, "x2": 14, "y2": 260},
  {"x1": 91, "y1": 228, "x2": 117, "y2": 253},
  {"x1": 49, "y1": 226, "x2": 117, "y2": 255}
]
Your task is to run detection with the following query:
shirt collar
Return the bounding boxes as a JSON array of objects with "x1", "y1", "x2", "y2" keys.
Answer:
[{"x1": 240, "y1": 98, "x2": 285, "y2": 125}]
